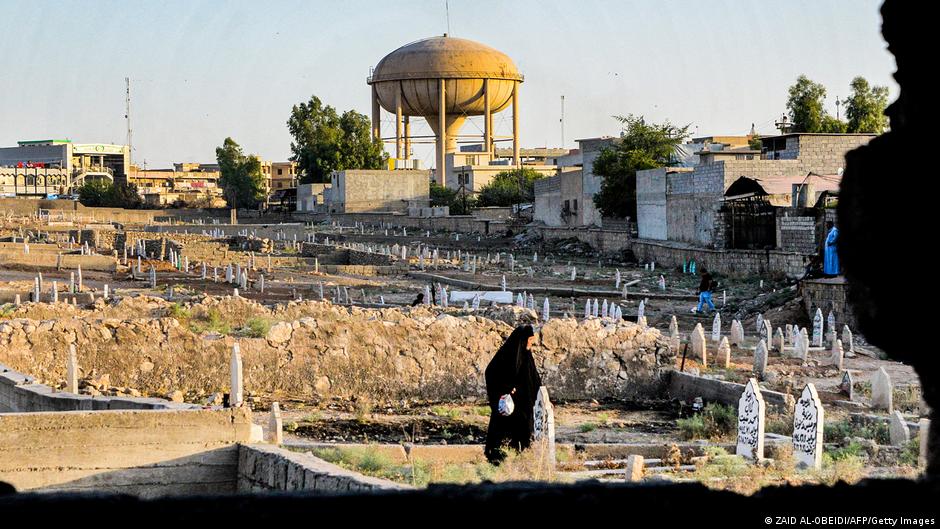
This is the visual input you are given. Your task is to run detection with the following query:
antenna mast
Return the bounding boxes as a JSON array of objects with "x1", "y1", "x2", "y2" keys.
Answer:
[
  {"x1": 560, "y1": 95, "x2": 566, "y2": 148},
  {"x1": 125, "y1": 77, "x2": 133, "y2": 166}
]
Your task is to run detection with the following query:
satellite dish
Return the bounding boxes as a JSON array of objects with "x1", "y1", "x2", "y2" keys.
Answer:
[{"x1": 837, "y1": 167, "x2": 844, "y2": 176}]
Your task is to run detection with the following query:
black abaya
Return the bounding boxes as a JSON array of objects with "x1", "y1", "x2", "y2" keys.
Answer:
[{"x1": 484, "y1": 325, "x2": 543, "y2": 464}]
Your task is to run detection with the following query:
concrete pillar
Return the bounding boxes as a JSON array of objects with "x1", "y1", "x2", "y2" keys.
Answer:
[
  {"x1": 395, "y1": 86, "x2": 403, "y2": 160},
  {"x1": 371, "y1": 84, "x2": 381, "y2": 142},
  {"x1": 483, "y1": 78, "x2": 492, "y2": 153},
  {"x1": 438, "y1": 78, "x2": 447, "y2": 187},
  {"x1": 512, "y1": 81, "x2": 520, "y2": 167}
]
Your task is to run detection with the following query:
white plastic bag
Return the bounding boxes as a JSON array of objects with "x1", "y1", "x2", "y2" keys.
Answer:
[{"x1": 498, "y1": 393, "x2": 515, "y2": 416}]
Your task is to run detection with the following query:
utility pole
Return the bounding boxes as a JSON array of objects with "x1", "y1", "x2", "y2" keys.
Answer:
[
  {"x1": 560, "y1": 95, "x2": 565, "y2": 148},
  {"x1": 125, "y1": 77, "x2": 133, "y2": 166}
]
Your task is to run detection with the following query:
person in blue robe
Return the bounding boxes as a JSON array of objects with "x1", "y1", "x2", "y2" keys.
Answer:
[{"x1": 824, "y1": 222, "x2": 840, "y2": 276}]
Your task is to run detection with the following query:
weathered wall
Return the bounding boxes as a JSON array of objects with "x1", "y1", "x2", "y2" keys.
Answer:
[
  {"x1": 237, "y1": 444, "x2": 409, "y2": 493},
  {"x1": 635, "y1": 167, "x2": 670, "y2": 240},
  {"x1": 801, "y1": 277, "x2": 857, "y2": 330},
  {"x1": 331, "y1": 170, "x2": 430, "y2": 213},
  {"x1": 0, "y1": 407, "x2": 252, "y2": 496},
  {"x1": 777, "y1": 215, "x2": 819, "y2": 255},
  {"x1": 0, "y1": 251, "x2": 117, "y2": 272},
  {"x1": 668, "y1": 371, "x2": 794, "y2": 411},
  {"x1": 0, "y1": 297, "x2": 674, "y2": 402},
  {"x1": 536, "y1": 226, "x2": 632, "y2": 254}
]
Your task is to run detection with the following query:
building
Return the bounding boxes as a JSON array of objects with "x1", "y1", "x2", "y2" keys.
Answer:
[
  {"x1": 270, "y1": 161, "x2": 298, "y2": 191},
  {"x1": 635, "y1": 133, "x2": 875, "y2": 249},
  {"x1": 327, "y1": 169, "x2": 429, "y2": 213},
  {"x1": 296, "y1": 183, "x2": 331, "y2": 212},
  {"x1": 128, "y1": 165, "x2": 225, "y2": 207},
  {"x1": 448, "y1": 146, "x2": 575, "y2": 193},
  {"x1": 0, "y1": 139, "x2": 130, "y2": 195},
  {"x1": 533, "y1": 136, "x2": 616, "y2": 227}
]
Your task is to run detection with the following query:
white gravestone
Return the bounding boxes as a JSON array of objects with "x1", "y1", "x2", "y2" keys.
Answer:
[
  {"x1": 736, "y1": 378, "x2": 766, "y2": 461},
  {"x1": 268, "y1": 402, "x2": 284, "y2": 445},
  {"x1": 230, "y1": 343, "x2": 244, "y2": 407},
  {"x1": 829, "y1": 339, "x2": 844, "y2": 370},
  {"x1": 730, "y1": 319, "x2": 744, "y2": 346},
  {"x1": 773, "y1": 327, "x2": 785, "y2": 354},
  {"x1": 718, "y1": 337, "x2": 731, "y2": 369},
  {"x1": 691, "y1": 324, "x2": 707, "y2": 367},
  {"x1": 840, "y1": 370, "x2": 855, "y2": 401},
  {"x1": 753, "y1": 340, "x2": 768, "y2": 378},
  {"x1": 812, "y1": 309, "x2": 824, "y2": 348},
  {"x1": 66, "y1": 343, "x2": 79, "y2": 394},
  {"x1": 756, "y1": 314, "x2": 764, "y2": 335},
  {"x1": 711, "y1": 313, "x2": 721, "y2": 343},
  {"x1": 792, "y1": 384, "x2": 824, "y2": 470},
  {"x1": 889, "y1": 411, "x2": 910, "y2": 446},
  {"x1": 871, "y1": 367, "x2": 893, "y2": 412},
  {"x1": 761, "y1": 319, "x2": 772, "y2": 344},
  {"x1": 842, "y1": 325, "x2": 854, "y2": 356},
  {"x1": 669, "y1": 316, "x2": 679, "y2": 339},
  {"x1": 532, "y1": 386, "x2": 556, "y2": 469}
]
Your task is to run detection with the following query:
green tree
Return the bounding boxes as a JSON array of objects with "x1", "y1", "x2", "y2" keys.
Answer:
[
  {"x1": 593, "y1": 114, "x2": 690, "y2": 219},
  {"x1": 476, "y1": 168, "x2": 544, "y2": 207},
  {"x1": 845, "y1": 76, "x2": 889, "y2": 133},
  {"x1": 77, "y1": 180, "x2": 142, "y2": 208},
  {"x1": 287, "y1": 95, "x2": 387, "y2": 183},
  {"x1": 430, "y1": 181, "x2": 474, "y2": 215},
  {"x1": 786, "y1": 75, "x2": 831, "y2": 133},
  {"x1": 215, "y1": 137, "x2": 266, "y2": 209}
]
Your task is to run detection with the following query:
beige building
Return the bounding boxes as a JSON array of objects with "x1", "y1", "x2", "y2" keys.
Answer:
[
  {"x1": 0, "y1": 139, "x2": 130, "y2": 192},
  {"x1": 296, "y1": 183, "x2": 331, "y2": 212},
  {"x1": 128, "y1": 167, "x2": 225, "y2": 207},
  {"x1": 270, "y1": 161, "x2": 298, "y2": 190},
  {"x1": 328, "y1": 169, "x2": 429, "y2": 213}
]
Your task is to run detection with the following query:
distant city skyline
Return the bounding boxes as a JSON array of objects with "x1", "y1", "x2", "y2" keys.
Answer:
[{"x1": 0, "y1": 0, "x2": 896, "y2": 169}]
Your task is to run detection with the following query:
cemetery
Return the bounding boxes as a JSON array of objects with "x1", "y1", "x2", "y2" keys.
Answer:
[{"x1": 0, "y1": 206, "x2": 930, "y2": 498}]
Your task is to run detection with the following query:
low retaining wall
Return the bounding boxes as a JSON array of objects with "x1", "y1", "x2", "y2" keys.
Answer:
[
  {"x1": 0, "y1": 251, "x2": 117, "y2": 272},
  {"x1": 0, "y1": 362, "x2": 198, "y2": 413},
  {"x1": 667, "y1": 370, "x2": 795, "y2": 411},
  {"x1": 536, "y1": 226, "x2": 632, "y2": 254},
  {"x1": 0, "y1": 407, "x2": 253, "y2": 496},
  {"x1": 237, "y1": 444, "x2": 409, "y2": 493}
]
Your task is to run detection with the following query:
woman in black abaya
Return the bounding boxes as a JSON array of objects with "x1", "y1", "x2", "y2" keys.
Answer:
[{"x1": 484, "y1": 324, "x2": 543, "y2": 465}]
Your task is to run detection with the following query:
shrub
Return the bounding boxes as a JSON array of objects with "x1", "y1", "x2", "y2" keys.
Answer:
[{"x1": 677, "y1": 403, "x2": 737, "y2": 440}]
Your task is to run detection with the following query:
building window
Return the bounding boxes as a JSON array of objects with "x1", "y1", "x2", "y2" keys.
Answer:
[{"x1": 278, "y1": 168, "x2": 283, "y2": 175}]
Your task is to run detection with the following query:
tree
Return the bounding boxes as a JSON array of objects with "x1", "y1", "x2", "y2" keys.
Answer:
[
  {"x1": 476, "y1": 168, "x2": 544, "y2": 207},
  {"x1": 287, "y1": 95, "x2": 387, "y2": 183},
  {"x1": 786, "y1": 75, "x2": 831, "y2": 133},
  {"x1": 215, "y1": 137, "x2": 266, "y2": 209},
  {"x1": 593, "y1": 114, "x2": 690, "y2": 219},
  {"x1": 430, "y1": 181, "x2": 474, "y2": 215},
  {"x1": 77, "y1": 180, "x2": 142, "y2": 208},
  {"x1": 845, "y1": 76, "x2": 889, "y2": 133}
]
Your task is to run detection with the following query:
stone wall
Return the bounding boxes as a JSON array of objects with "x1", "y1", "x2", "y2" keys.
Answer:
[
  {"x1": 777, "y1": 215, "x2": 819, "y2": 255},
  {"x1": 631, "y1": 239, "x2": 808, "y2": 279},
  {"x1": 801, "y1": 277, "x2": 857, "y2": 330},
  {"x1": 0, "y1": 407, "x2": 253, "y2": 496},
  {"x1": 299, "y1": 243, "x2": 396, "y2": 266},
  {"x1": 0, "y1": 297, "x2": 674, "y2": 402},
  {"x1": 237, "y1": 444, "x2": 408, "y2": 493},
  {"x1": 536, "y1": 226, "x2": 632, "y2": 254}
]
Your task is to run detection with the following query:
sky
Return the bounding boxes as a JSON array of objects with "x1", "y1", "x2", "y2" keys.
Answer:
[{"x1": 0, "y1": 0, "x2": 896, "y2": 169}]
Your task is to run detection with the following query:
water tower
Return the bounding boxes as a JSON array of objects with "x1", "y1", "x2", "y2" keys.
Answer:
[{"x1": 367, "y1": 35, "x2": 524, "y2": 187}]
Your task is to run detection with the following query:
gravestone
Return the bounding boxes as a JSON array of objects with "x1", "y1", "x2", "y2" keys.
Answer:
[
  {"x1": 730, "y1": 319, "x2": 744, "y2": 346},
  {"x1": 718, "y1": 337, "x2": 731, "y2": 368},
  {"x1": 669, "y1": 316, "x2": 679, "y2": 339},
  {"x1": 736, "y1": 378, "x2": 765, "y2": 461},
  {"x1": 799, "y1": 329, "x2": 810, "y2": 363},
  {"x1": 871, "y1": 367, "x2": 893, "y2": 412},
  {"x1": 773, "y1": 327, "x2": 785, "y2": 354},
  {"x1": 711, "y1": 313, "x2": 721, "y2": 343},
  {"x1": 691, "y1": 324, "x2": 707, "y2": 367},
  {"x1": 542, "y1": 298, "x2": 550, "y2": 322},
  {"x1": 231, "y1": 343, "x2": 243, "y2": 407},
  {"x1": 624, "y1": 455, "x2": 644, "y2": 482},
  {"x1": 792, "y1": 384, "x2": 824, "y2": 470},
  {"x1": 268, "y1": 402, "x2": 283, "y2": 445},
  {"x1": 840, "y1": 370, "x2": 855, "y2": 401},
  {"x1": 756, "y1": 314, "x2": 764, "y2": 335},
  {"x1": 532, "y1": 386, "x2": 556, "y2": 469},
  {"x1": 889, "y1": 410, "x2": 910, "y2": 445},
  {"x1": 842, "y1": 325, "x2": 854, "y2": 355},
  {"x1": 584, "y1": 300, "x2": 591, "y2": 319},
  {"x1": 637, "y1": 300, "x2": 645, "y2": 320},
  {"x1": 601, "y1": 299, "x2": 609, "y2": 319},
  {"x1": 637, "y1": 316, "x2": 647, "y2": 329},
  {"x1": 761, "y1": 319, "x2": 772, "y2": 344},
  {"x1": 827, "y1": 311, "x2": 836, "y2": 341},
  {"x1": 753, "y1": 340, "x2": 769, "y2": 378},
  {"x1": 918, "y1": 419, "x2": 930, "y2": 470},
  {"x1": 813, "y1": 308, "x2": 824, "y2": 347},
  {"x1": 829, "y1": 339, "x2": 844, "y2": 370},
  {"x1": 66, "y1": 344, "x2": 79, "y2": 394}
]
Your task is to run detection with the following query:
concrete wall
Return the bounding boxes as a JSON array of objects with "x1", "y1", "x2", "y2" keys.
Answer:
[
  {"x1": 237, "y1": 444, "x2": 409, "y2": 493},
  {"x1": 636, "y1": 167, "x2": 669, "y2": 240},
  {"x1": 533, "y1": 175, "x2": 562, "y2": 226},
  {"x1": 668, "y1": 371, "x2": 795, "y2": 411},
  {"x1": 802, "y1": 277, "x2": 857, "y2": 331},
  {"x1": 770, "y1": 134, "x2": 874, "y2": 174},
  {"x1": 631, "y1": 239, "x2": 808, "y2": 279},
  {"x1": 330, "y1": 170, "x2": 429, "y2": 213},
  {"x1": 536, "y1": 225, "x2": 632, "y2": 254},
  {"x1": 777, "y1": 215, "x2": 819, "y2": 255},
  {"x1": 0, "y1": 407, "x2": 253, "y2": 496},
  {"x1": 577, "y1": 138, "x2": 616, "y2": 228}
]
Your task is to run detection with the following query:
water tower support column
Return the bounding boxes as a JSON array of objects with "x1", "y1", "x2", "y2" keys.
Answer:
[
  {"x1": 404, "y1": 116, "x2": 411, "y2": 159},
  {"x1": 395, "y1": 88, "x2": 403, "y2": 160},
  {"x1": 438, "y1": 78, "x2": 447, "y2": 187},
  {"x1": 512, "y1": 81, "x2": 521, "y2": 167},
  {"x1": 371, "y1": 85, "x2": 381, "y2": 141},
  {"x1": 484, "y1": 78, "x2": 492, "y2": 153}
]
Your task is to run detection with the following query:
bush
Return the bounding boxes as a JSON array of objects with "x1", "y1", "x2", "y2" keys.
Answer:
[
  {"x1": 824, "y1": 419, "x2": 889, "y2": 445},
  {"x1": 677, "y1": 403, "x2": 737, "y2": 440},
  {"x1": 77, "y1": 180, "x2": 143, "y2": 209},
  {"x1": 241, "y1": 317, "x2": 272, "y2": 338},
  {"x1": 476, "y1": 168, "x2": 544, "y2": 207}
]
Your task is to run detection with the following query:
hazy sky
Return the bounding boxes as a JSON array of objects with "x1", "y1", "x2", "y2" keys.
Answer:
[{"x1": 0, "y1": 0, "x2": 896, "y2": 168}]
